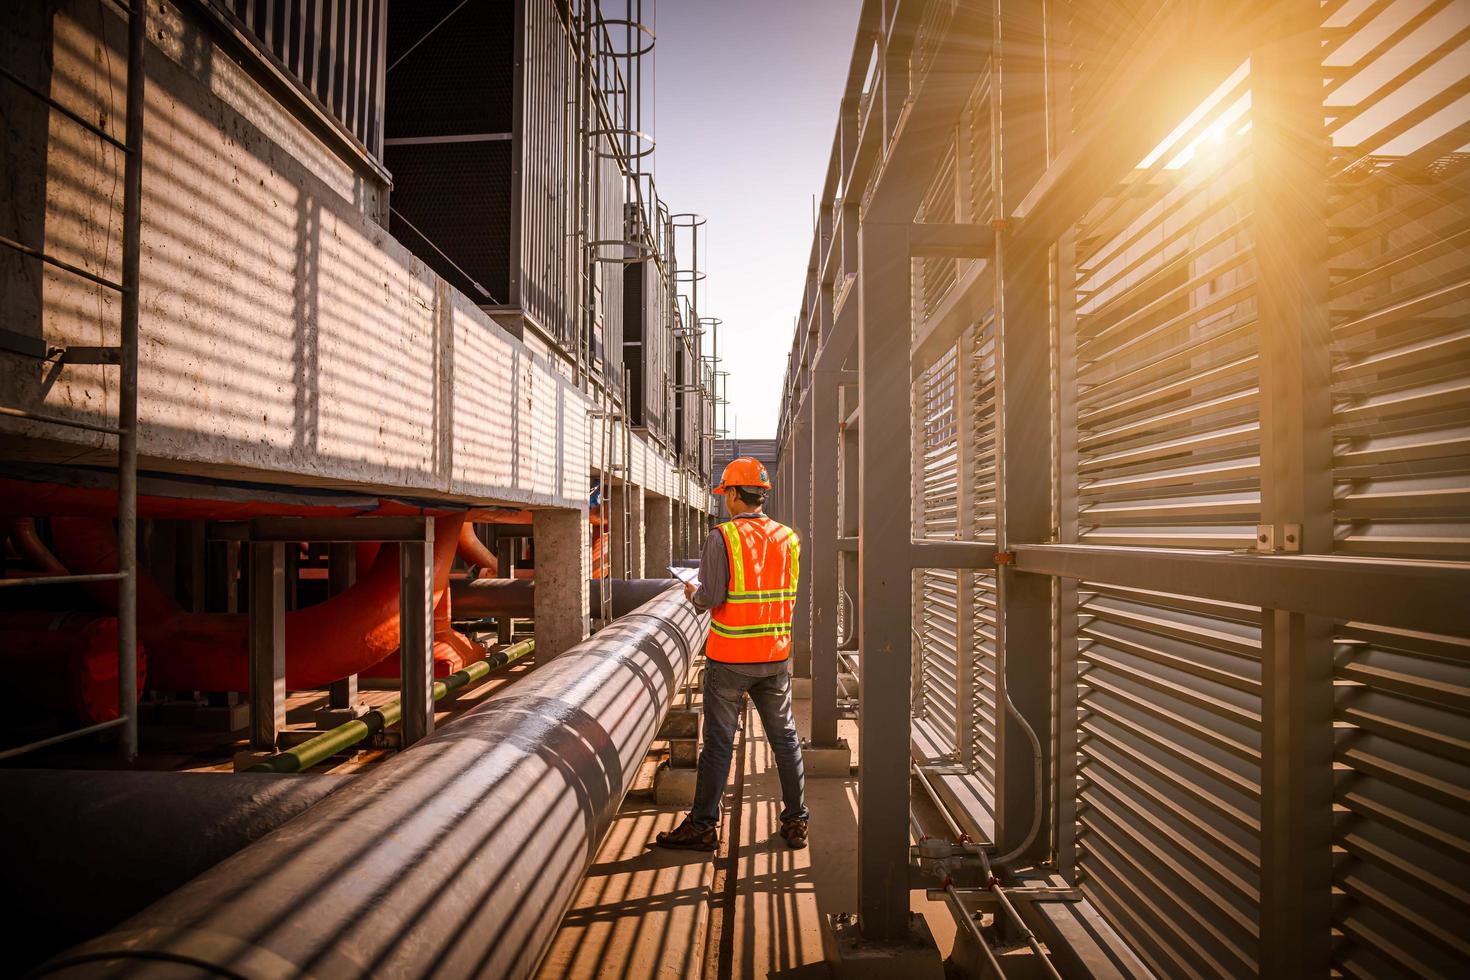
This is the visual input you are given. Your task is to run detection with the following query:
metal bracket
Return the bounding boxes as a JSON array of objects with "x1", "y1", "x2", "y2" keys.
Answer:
[
  {"x1": 1281, "y1": 523, "x2": 1302, "y2": 553},
  {"x1": 1254, "y1": 524, "x2": 1301, "y2": 553},
  {"x1": 995, "y1": 550, "x2": 1016, "y2": 565}
]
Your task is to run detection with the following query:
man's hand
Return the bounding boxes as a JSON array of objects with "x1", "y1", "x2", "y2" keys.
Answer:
[{"x1": 683, "y1": 582, "x2": 698, "y2": 602}]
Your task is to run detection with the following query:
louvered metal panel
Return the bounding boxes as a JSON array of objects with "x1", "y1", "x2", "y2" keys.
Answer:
[
  {"x1": 1065, "y1": 55, "x2": 1267, "y2": 978},
  {"x1": 918, "y1": 346, "x2": 962, "y2": 756},
  {"x1": 918, "y1": 140, "x2": 959, "y2": 321},
  {"x1": 969, "y1": 319, "x2": 999, "y2": 786},
  {"x1": 1074, "y1": 60, "x2": 1259, "y2": 552},
  {"x1": 1074, "y1": 584, "x2": 1264, "y2": 978},
  {"x1": 1322, "y1": 2, "x2": 1470, "y2": 974}
]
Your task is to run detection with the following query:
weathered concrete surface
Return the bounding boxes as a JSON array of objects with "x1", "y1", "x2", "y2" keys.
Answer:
[
  {"x1": 0, "y1": 1, "x2": 706, "y2": 514},
  {"x1": 645, "y1": 494, "x2": 674, "y2": 575},
  {"x1": 609, "y1": 483, "x2": 645, "y2": 578},
  {"x1": 533, "y1": 507, "x2": 590, "y2": 659}
]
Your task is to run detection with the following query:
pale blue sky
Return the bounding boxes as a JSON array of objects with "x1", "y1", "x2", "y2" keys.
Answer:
[{"x1": 652, "y1": 0, "x2": 861, "y2": 438}]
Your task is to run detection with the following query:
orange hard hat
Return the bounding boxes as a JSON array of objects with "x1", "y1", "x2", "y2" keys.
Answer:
[{"x1": 713, "y1": 456, "x2": 772, "y2": 493}]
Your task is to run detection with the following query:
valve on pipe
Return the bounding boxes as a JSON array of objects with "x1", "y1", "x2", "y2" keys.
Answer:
[{"x1": 37, "y1": 585, "x2": 706, "y2": 979}]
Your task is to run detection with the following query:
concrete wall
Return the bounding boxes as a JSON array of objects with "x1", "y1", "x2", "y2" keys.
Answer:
[{"x1": 0, "y1": 2, "x2": 705, "y2": 515}]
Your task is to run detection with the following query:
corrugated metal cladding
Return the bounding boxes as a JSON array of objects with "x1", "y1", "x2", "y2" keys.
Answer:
[
  {"x1": 384, "y1": 0, "x2": 515, "y2": 304},
  {"x1": 212, "y1": 0, "x2": 387, "y2": 158},
  {"x1": 624, "y1": 261, "x2": 672, "y2": 438}
]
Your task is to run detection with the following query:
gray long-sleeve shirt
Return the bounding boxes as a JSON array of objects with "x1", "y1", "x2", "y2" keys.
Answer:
[{"x1": 691, "y1": 510, "x2": 788, "y2": 677}]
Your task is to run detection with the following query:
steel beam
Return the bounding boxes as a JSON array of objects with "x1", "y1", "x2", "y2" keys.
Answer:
[
  {"x1": 1253, "y1": 9, "x2": 1335, "y2": 975},
  {"x1": 857, "y1": 216, "x2": 917, "y2": 941},
  {"x1": 811, "y1": 368, "x2": 842, "y2": 746},
  {"x1": 992, "y1": 0, "x2": 1052, "y2": 863},
  {"x1": 248, "y1": 542, "x2": 286, "y2": 751},
  {"x1": 399, "y1": 517, "x2": 435, "y2": 748},
  {"x1": 792, "y1": 396, "x2": 814, "y2": 677},
  {"x1": 327, "y1": 544, "x2": 358, "y2": 710},
  {"x1": 1011, "y1": 544, "x2": 1470, "y2": 637}
]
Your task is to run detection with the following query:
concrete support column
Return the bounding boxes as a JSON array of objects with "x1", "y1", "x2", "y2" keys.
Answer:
[
  {"x1": 533, "y1": 507, "x2": 590, "y2": 659},
  {"x1": 646, "y1": 494, "x2": 673, "y2": 574},
  {"x1": 791, "y1": 396, "x2": 813, "y2": 679}
]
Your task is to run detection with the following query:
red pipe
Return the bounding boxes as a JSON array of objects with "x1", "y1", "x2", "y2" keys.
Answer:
[
  {"x1": 0, "y1": 612, "x2": 146, "y2": 724},
  {"x1": 48, "y1": 515, "x2": 479, "y2": 691},
  {"x1": 9, "y1": 518, "x2": 69, "y2": 576},
  {"x1": 456, "y1": 522, "x2": 498, "y2": 578}
]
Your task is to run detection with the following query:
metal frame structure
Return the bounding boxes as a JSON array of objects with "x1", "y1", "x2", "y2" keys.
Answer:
[
  {"x1": 776, "y1": 0, "x2": 1470, "y2": 973},
  {"x1": 0, "y1": 0, "x2": 145, "y2": 763}
]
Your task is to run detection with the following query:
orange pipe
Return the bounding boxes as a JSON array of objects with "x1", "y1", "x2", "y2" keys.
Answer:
[
  {"x1": 49, "y1": 514, "x2": 479, "y2": 691},
  {"x1": 456, "y1": 522, "x2": 498, "y2": 578}
]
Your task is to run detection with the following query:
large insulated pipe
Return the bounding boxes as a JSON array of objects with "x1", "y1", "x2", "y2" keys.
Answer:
[
  {"x1": 452, "y1": 577, "x2": 678, "y2": 620},
  {"x1": 38, "y1": 586, "x2": 706, "y2": 979},
  {"x1": 2, "y1": 770, "x2": 349, "y2": 973}
]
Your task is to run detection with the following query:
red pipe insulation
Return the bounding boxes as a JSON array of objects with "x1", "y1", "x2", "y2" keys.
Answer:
[
  {"x1": 0, "y1": 612, "x2": 146, "y2": 724},
  {"x1": 48, "y1": 514, "x2": 482, "y2": 691},
  {"x1": 455, "y1": 522, "x2": 498, "y2": 578}
]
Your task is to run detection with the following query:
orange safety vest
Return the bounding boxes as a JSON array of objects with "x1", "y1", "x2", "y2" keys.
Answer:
[{"x1": 707, "y1": 516, "x2": 801, "y2": 664}]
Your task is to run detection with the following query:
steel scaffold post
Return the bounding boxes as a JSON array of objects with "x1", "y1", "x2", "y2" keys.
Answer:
[
  {"x1": 811, "y1": 367, "x2": 842, "y2": 746},
  {"x1": 1253, "y1": 3, "x2": 1334, "y2": 973},
  {"x1": 857, "y1": 216, "x2": 915, "y2": 942},
  {"x1": 992, "y1": 0, "x2": 1053, "y2": 863}
]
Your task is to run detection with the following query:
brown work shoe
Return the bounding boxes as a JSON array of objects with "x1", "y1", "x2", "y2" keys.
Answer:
[
  {"x1": 656, "y1": 817, "x2": 719, "y2": 851},
  {"x1": 779, "y1": 817, "x2": 809, "y2": 849}
]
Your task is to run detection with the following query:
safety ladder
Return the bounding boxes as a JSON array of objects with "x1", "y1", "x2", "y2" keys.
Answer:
[{"x1": 0, "y1": 0, "x2": 145, "y2": 761}]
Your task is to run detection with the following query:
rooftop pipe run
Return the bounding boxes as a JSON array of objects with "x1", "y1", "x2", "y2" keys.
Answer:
[{"x1": 38, "y1": 585, "x2": 706, "y2": 979}]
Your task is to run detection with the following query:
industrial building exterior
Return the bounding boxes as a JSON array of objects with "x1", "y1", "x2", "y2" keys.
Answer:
[{"x1": 3, "y1": 0, "x2": 1468, "y2": 978}]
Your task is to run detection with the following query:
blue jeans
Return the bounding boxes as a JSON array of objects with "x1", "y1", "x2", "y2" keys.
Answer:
[{"x1": 690, "y1": 662, "x2": 809, "y2": 827}]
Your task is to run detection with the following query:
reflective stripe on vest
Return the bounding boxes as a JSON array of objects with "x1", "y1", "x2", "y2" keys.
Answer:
[{"x1": 707, "y1": 516, "x2": 800, "y2": 664}]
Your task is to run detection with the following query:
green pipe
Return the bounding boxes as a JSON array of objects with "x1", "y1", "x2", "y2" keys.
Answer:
[{"x1": 249, "y1": 639, "x2": 535, "y2": 774}]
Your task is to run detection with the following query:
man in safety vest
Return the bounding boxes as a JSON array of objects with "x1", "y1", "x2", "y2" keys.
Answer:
[{"x1": 656, "y1": 456, "x2": 810, "y2": 851}]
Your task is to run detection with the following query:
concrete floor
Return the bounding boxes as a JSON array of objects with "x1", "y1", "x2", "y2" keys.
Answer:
[{"x1": 540, "y1": 695, "x2": 959, "y2": 979}]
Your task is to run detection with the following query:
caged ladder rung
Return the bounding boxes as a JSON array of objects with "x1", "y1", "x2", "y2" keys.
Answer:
[{"x1": 0, "y1": 0, "x2": 146, "y2": 762}]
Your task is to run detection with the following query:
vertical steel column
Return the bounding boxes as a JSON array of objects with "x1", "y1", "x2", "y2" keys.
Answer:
[
  {"x1": 327, "y1": 544, "x2": 358, "y2": 710},
  {"x1": 992, "y1": 0, "x2": 1052, "y2": 861},
  {"x1": 1253, "y1": 6, "x2": 1334, "y2": 974},
  {"x1": 810, "y1": 369, "x2": 841, "y2": 745},
  {"x1": 399, "y1": 517, "x2": 435, "y2": 748},
  {"x1": 792, "y1": 396, "x2": 813, "y2": 678},
  {"x1": 840, "y1": 383, "x2": 860, "y2": 659},
  {"x1": 116, "y1": 0, "x2": 146, "y2": 763},
  {"x1": 857, "y1": 217, "x2": 915, "y2": 942},
  {"x1": 248, "y1": 542, "x2": 286, "y2": 751},
  {"x1": 1045, "y1": 5, "x2": 1080, "y2": 879}
]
